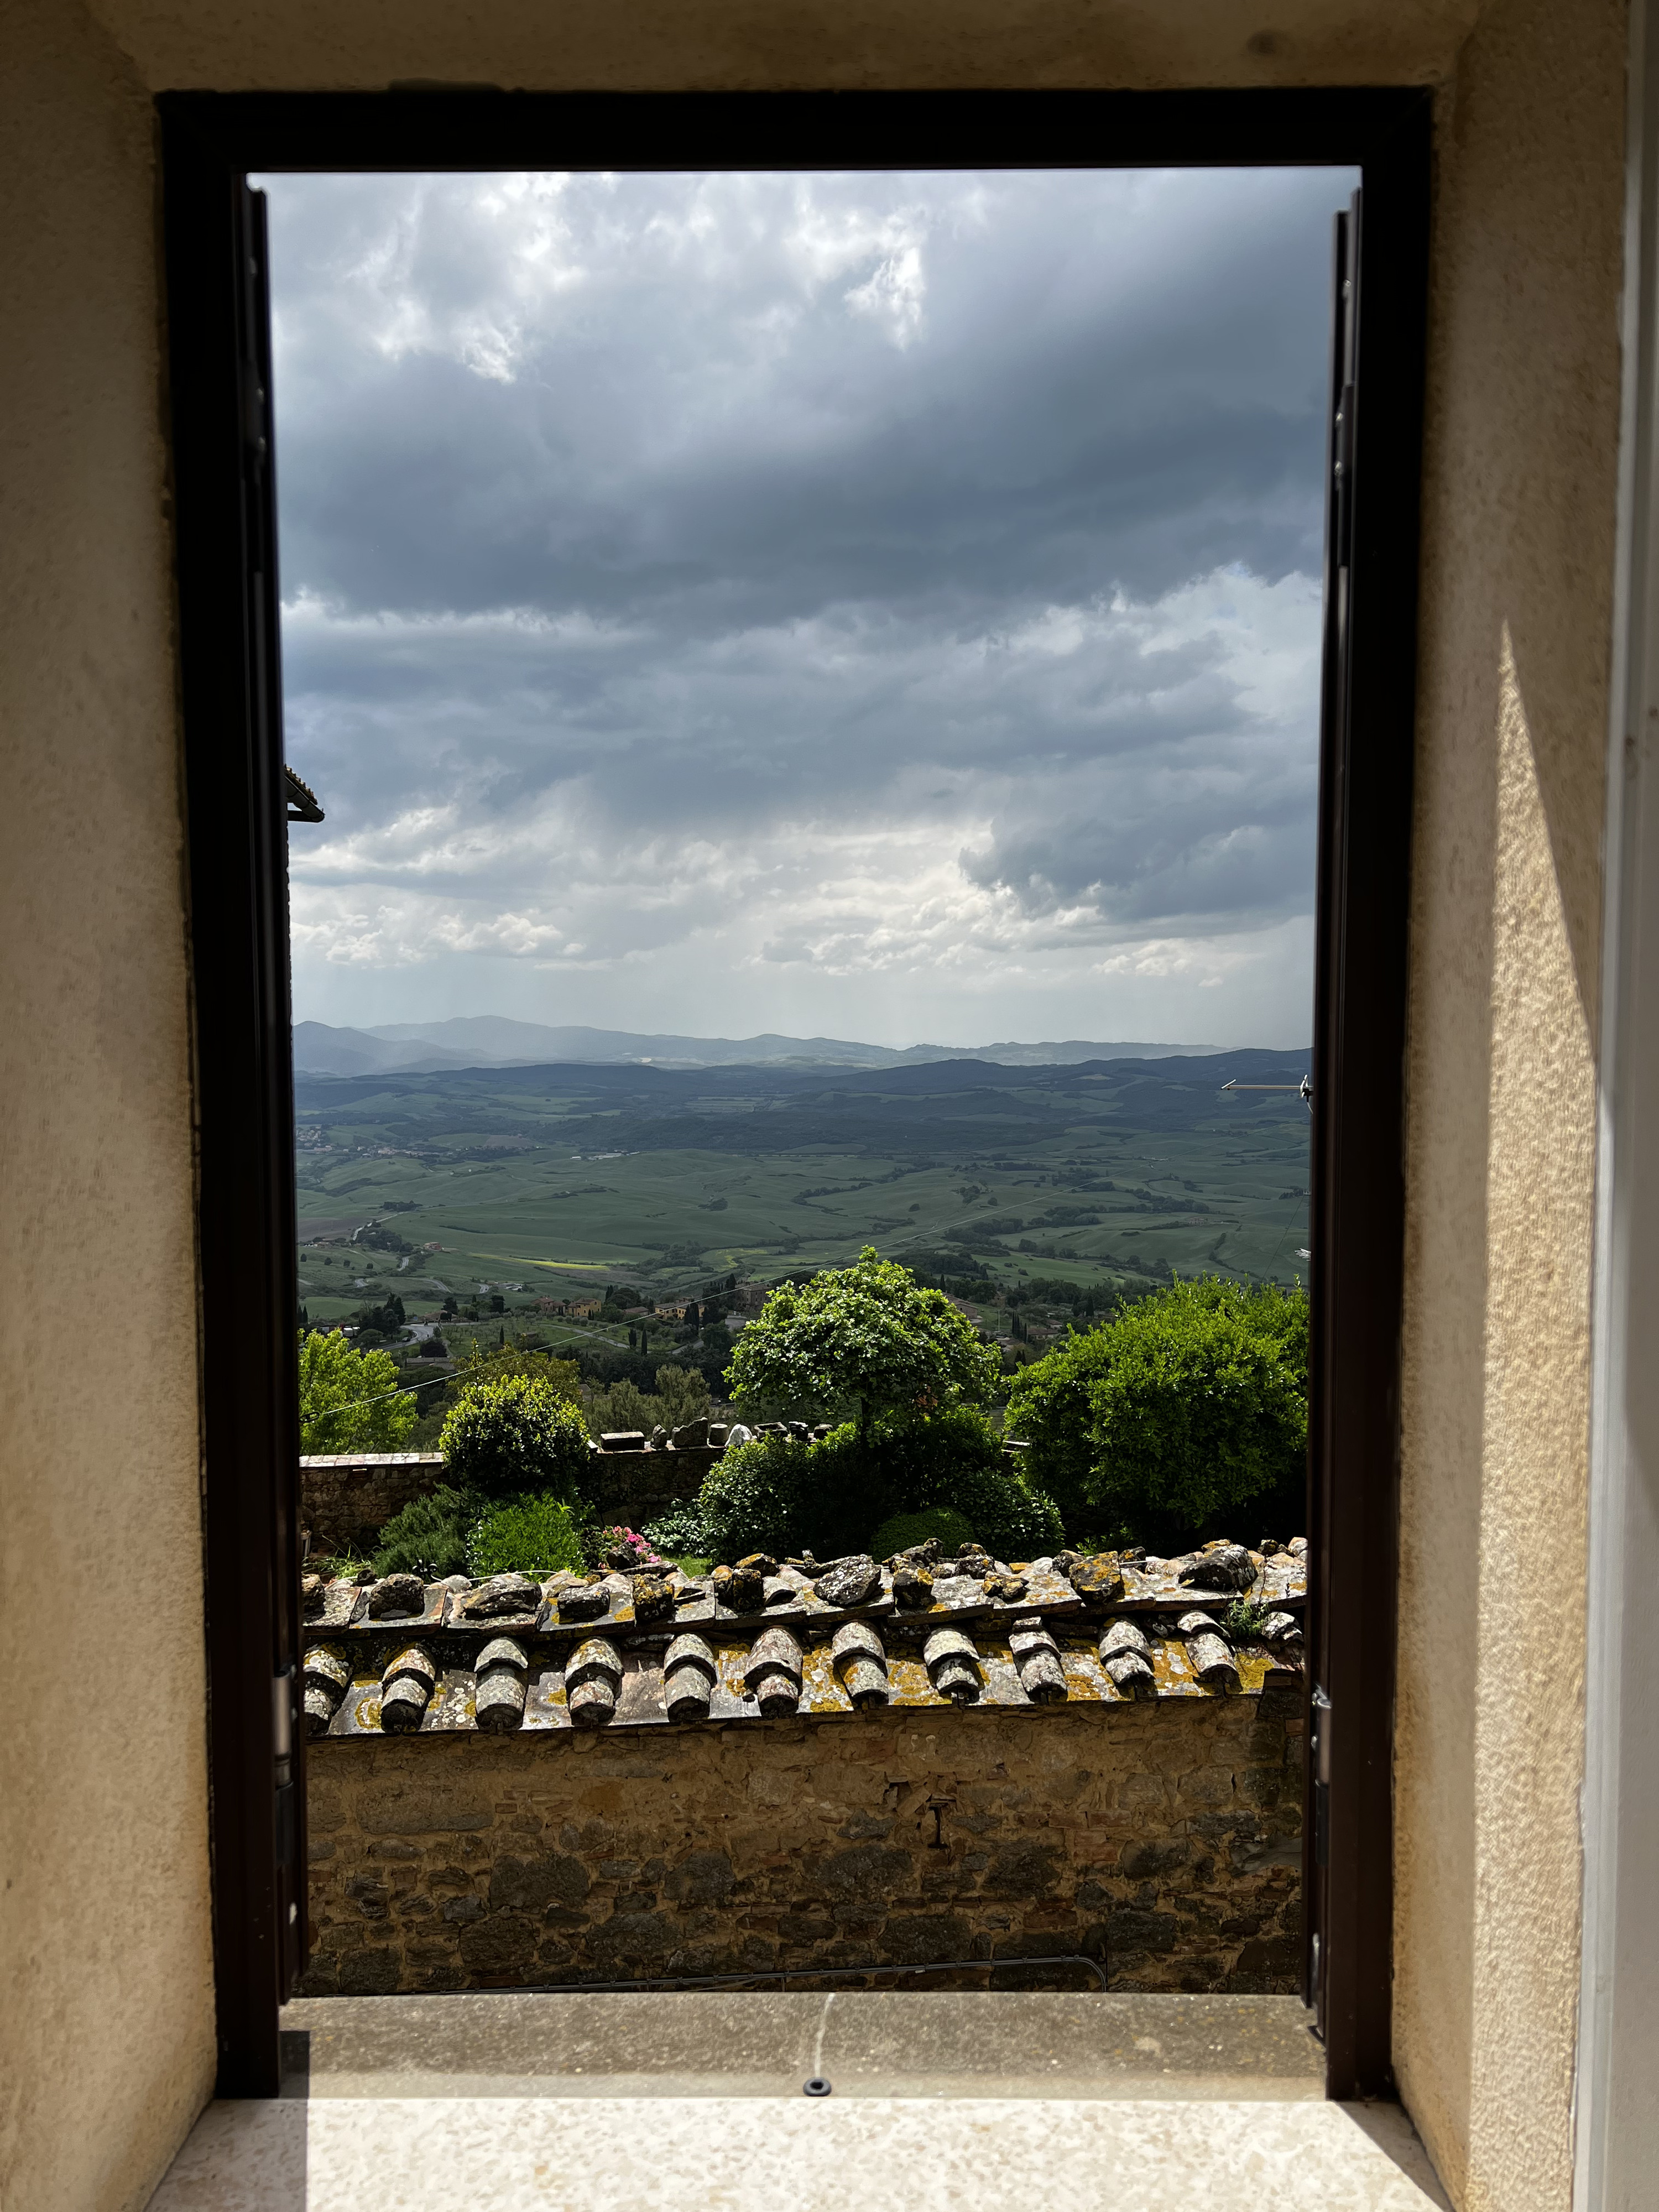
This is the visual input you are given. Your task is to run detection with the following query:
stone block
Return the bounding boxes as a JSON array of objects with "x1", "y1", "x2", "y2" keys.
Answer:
[
  {"x1": 488, "y1": 1853, "x2": 591, "y2": 1914},
  {"x1": 1104, "y1": 1906, "x2": 1180, "y2": 1955},
  {"x1": 983, "y1": 1840, "x2": 1063, "y2": 1896},
  {"x1": 881, "y1": 1912, "x2": 973, "y2": 1963},
  {"x1": 336, "y1": 1945, "x2": 403, "y2": 1995},
  {"x1": 818, "y1": 1843, "x2": 916, "y2": 1904},
  {"x1": 458, "y1": 1911, "x2": 539, "y2": 1980},
  {"x1": 662, "y1": 1850, "x2": 737, "y2": 1904},
  {"x1": 1118, "y1": 1838, "x2": 1190, "y2": 1879},
  {"x1": 356, "y1": 1780, "x2": 495, "y2": 1834}
]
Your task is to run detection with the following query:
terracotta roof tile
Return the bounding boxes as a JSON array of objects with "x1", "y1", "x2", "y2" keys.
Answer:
[{"x1": 304, "y1": 1545, "x2": 1306, "y2": 1739}]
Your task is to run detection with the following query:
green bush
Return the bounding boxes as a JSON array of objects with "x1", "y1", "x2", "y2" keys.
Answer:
[
  {"x1": 695, "y1": 1434, "x2": 839, "y2": 1562},
  {"x1": 439, "y1": 1375, "x2": 591, "y2": 1503},
  {"x1": 869, "y1": 1505, "x2": 975, "y2": 1559},
  {"x1": 1003, "y1": 1276, "x2": 1308, "y2": 1547},
  {"x1": 937, "y1": 1454, "x2": 1065, "y2": 1561},
  {"x1": 372, "y1": 1484, "x2": 476, "y2": 1580},
  {"x1": 641, "y1": 1499, "x2": 711, "y2": 1557},
  {"x1": 467, "y1": 1492, "x2": 586, "y2": 1579},
  {"x1": 853, "y1": 1405, "x2": 1064, "y2": 1561},
  {"x1": 695, "y1": 1405, "x2": 1063, "y2": 1563}
]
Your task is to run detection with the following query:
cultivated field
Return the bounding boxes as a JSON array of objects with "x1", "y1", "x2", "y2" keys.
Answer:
[{"x1": 294, "y1": 1050, "x2": 1312, "y2": 1350}]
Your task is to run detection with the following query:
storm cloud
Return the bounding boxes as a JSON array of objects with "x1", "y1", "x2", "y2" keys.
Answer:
[{"x1": 263, "y1": 164, "x2": 1352, "y2": 1046}]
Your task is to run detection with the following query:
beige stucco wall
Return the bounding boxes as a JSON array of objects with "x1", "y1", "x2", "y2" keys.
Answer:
[
  {"x1": 0, "y1": 4, "x2": 217, "y2": 2210},
  {"x1": 1397, "y1": 2, "x2": 1627, "y2": 2207},
  {"x1": 0, "y1": 2, "x2": 1635, "y2": 2208}
]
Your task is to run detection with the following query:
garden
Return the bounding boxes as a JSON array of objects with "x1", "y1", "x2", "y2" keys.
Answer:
[{"x1": 301, "y1": 1248, "x2": 1310, "y2": 1582}]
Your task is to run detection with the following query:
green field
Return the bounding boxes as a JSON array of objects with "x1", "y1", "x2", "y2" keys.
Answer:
[{"x1": 293, "y1": 1050, "x2": 1311, "y2": 1354}]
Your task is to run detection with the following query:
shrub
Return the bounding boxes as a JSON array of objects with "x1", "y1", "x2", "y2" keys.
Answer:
[
  {"x1": 695, "y1": 1434, "x2": 835, "y2": 1562},
  {"x1": 439, "y1": 1375, "x2": 591, "y2": 1503},
  {"x1": 869, "y1": 1505, "x2": 976, "y2": 1559},
  {"x1": 467, "y1": 1492, "x2": 587, "y2": 1579},
  {"x1": 851, "y1": 1405, "x2": 1064, "y2": 1561},
  {"x1": 640, "y1": 1500, "x2": 710, "y2": 1557},
  {"x1": 694, "y1": 1406, "x2": 1064, "y2": 1563},
  {"x1": 1004, "y1": 1276, "x2": 1308, "y2": 1546},
  {"x1": 372, "y1": 1485, "x2": 476, "y2": 1580},
  {"x1": 298, "y1": 1328, "x2": 416, "y2": 1455},
  {"x1": 938, "y1": 1456, "x2": 1065, "y2": 1561}
]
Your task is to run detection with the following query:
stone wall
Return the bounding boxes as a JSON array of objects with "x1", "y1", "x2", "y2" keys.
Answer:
[
  {"x1": 301, "y1": 1453, "x2": 447, "y2": 1559},
  {"x1": 302, "y1": 1690, "x2": 1303, "y2": 1996},
  {"x1": 584, "y1": 1444, "x2": 720, "y2": 1527},
  {"x1": 301, "y1": 1446, "x2": 722, "y2": 1557}
]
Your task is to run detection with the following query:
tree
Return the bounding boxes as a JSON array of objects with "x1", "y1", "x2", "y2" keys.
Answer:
[
  {"x1": 1004, "y1": 1276, "x2": 1308, "y2": 1542},
  {"x1": 298, "y1": 1328, "x2": 417, "y2": 1455},
  {"x1": 439, "y1": 1373, "x2": 591, "y2": 1503},
  {"x1": 727, "y1": 1248, "x2": 1001, "y2": 1439},
  {"x1": 583, "y1": 1363, "x2": 712, "y2": 1440},
  {"x1": 446, "y1": 1342, "x2": 580, "y2": 1404},
  {"x1": 349, "y1": 1292, "x2": 406, "y2": 1342}
]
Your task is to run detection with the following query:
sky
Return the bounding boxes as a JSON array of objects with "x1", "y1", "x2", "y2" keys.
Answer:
[{"x1": 262, "y1": 165, "x2": 1354, "y2": 1050}]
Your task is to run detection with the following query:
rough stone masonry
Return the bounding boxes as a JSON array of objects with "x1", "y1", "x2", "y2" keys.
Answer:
[
  {"x1": 299, "y1": 1538, "x2": 1306, "y2": 1995},
  {"x1": 302, "y1": 1693, "x2": 1303, "y2": 1996}
]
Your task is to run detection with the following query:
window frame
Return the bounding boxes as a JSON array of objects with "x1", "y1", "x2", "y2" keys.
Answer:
[{"x1": 159, "y1": 86, "x2": 1429, "y2": 2099}]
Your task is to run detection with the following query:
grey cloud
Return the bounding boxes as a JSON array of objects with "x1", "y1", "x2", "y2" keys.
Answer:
[
  {"x1": 263, "y1": 166, "x2": 1349, "y2": 1016},
  {"x1": 268, "y1": 169, "x2": 1341, "y2": 630}
]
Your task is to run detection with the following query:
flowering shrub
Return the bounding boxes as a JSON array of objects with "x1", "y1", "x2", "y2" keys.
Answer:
[{"x1": 581, "y1": 1523, "x2": 669, "y2": 1571}]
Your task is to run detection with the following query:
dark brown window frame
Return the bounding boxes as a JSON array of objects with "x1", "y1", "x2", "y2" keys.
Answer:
[{"x1": 158, "y1": 87, "x2": 1428, "y2": 2099}]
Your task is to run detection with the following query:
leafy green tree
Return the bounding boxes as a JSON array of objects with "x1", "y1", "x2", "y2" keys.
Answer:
[
  {"x1": 447, "y1": 1343, "x2": 580, "y2": 1404},
  {"x1": 582, "y1": 1364, "x2": 712, "y2": 1440},
  {"x1": 583, "y1": 1375, "x2": 656, "y2": 1437},
  {"x1": 1004, "y1": 1276, "x2": 1308, "y2": 1543},
  {"x1": 439, "y1": 1374, "x2": 591, "y2": 1503},
  {"x1": 650, "y1": 1364, "x2": 712, "y2": 1428},
  {"x1": 298, "y1": 1328, "x2": 417, "y2": 1455},
  {"x1": 350, "y1": 1292, "x2": 406, "y2": 1342},
  {"x1": 727, "y1": 1248, "x2": 1000, "y2": 1439}
]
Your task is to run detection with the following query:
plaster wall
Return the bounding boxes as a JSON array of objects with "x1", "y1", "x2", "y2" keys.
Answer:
[
  {"x1": 85, "y1": 0, "x2": 1481, "y2": 97},
  {"x1": 0, "y1": 2, "x2": 1636, "y2": 2209},
  {"x1": 0, "y1": 3, "x2": 216, "y2": 2208},
  {"x1": 1396, "y1": 2, "x2": 1627, "y2": 2208}
]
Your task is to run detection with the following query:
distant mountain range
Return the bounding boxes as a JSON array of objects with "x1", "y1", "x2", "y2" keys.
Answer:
[{"x1": 290, "y1": 1015, "x2": 1224, "y2": 1079}]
